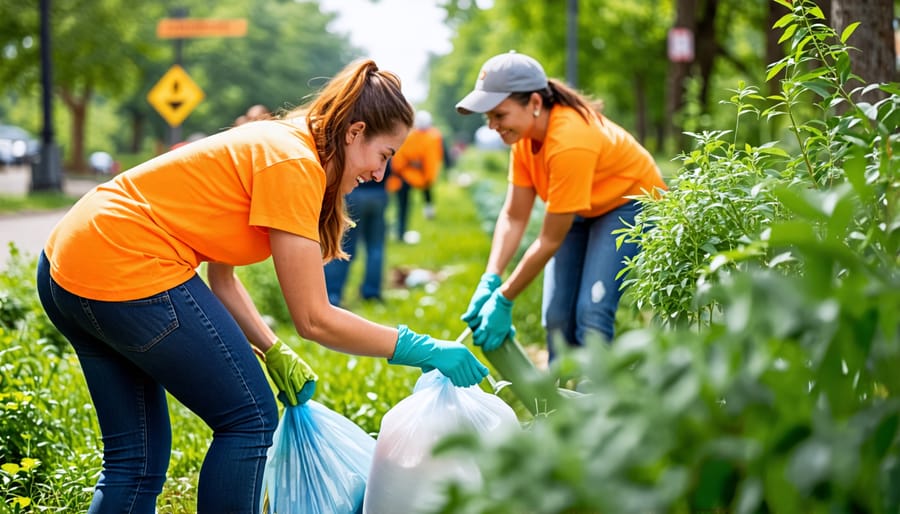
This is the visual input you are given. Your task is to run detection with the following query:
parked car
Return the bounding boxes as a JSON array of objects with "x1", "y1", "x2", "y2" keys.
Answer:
[{"x1": 0, "y1": 124, "x2": 40, "y2": 165}]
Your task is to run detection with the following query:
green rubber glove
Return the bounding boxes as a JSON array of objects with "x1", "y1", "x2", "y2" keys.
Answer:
[
  {"x1": 460, "y1": 272, "x2": 502, "y2": 329},
  {"x1": 264, "y1": 339, "x2": 318, "y2": 406},
  {"x1": 472, "y1": 289, "x2": 515, "y2": 352},
  {"x1": 389, "y1": 325, "x2": 489, "y2": 387}
]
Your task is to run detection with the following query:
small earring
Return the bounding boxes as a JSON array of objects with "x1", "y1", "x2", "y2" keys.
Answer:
[{"x1": 533, "y1": 110, "x2": 540, "y2": 118}]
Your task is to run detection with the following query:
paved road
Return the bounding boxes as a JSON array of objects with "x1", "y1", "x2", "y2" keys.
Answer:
[{"x1": 0, "y1": 165, "x2": 100, "y2": 269}]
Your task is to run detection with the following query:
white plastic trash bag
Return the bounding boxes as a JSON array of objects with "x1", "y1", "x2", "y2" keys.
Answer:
[{"x1": 363, "y1": 370, "x2": 520, "y2": 514}]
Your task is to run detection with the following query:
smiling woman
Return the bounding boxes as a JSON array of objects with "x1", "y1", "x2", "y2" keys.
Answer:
[{"x1": 34, "y1": 57, "x2": 490, "y2": 514}]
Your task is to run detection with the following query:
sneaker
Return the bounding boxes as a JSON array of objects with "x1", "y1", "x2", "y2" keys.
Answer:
[{"x1": 423, "y1": 204, "x2": 436, "y2": 220}]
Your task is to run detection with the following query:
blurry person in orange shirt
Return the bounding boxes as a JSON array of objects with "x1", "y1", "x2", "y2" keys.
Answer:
[
  {"x1": 389, "y1": 109, "x2": 444, "y2": 241},
  {"x1": 456, "y1": 51, "x2": 667, "y2": 361},
  {"x1": 35, "y1": 59, "x2": 487, "y2": 514}
]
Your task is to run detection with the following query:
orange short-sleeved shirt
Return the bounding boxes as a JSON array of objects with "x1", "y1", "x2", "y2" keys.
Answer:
[
  {"x1": 510, "y1": 106, "x2": 667, "y2": 218},
  {"x1": 391, "y1": 126, "x2": 443, "y2": 189},
  {"x1": 45, "y1": 119, "x2": 326, "y2": 301}
]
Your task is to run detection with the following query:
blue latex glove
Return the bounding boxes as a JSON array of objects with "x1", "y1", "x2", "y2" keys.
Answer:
[
  {"x1": 471, "y1": 289, "x2": 515, "y2": 352},
  {"x1": 389, "y1": 325, "x2": 489, "y2": 387},
  {"x1": 460, "y1": 272, "x2": 502, "y2": 329},
  {"x1": 264, "y1": 339, "x2": 318, "y2": 406}
]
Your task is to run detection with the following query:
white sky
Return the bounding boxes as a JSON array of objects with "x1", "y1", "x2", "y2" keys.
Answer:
[{"x1": 318, "y1": 0, "x2": 453, "y2": 104}]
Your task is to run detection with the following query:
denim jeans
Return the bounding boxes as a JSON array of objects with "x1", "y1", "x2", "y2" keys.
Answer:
[
  {"x1": 394, "y1": 179, "x2": 432, "y2": 240},
  {"x1": 36, "y1": 252, "x2": 278, "y2": 514},
  {"x1": 541, "y1": 200, "x2": 642, "y2": 361},
  {"x1": 324, "y1": 185, "x2": 388, "y2": 305}
]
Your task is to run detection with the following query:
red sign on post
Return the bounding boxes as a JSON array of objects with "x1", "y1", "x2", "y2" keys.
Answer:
[
  {"x1": 157, "y1": 18, "x2": 247, "y2": 39},
  {"x1": 667, "y1": 27, "x2": 695, "y2": 63}
]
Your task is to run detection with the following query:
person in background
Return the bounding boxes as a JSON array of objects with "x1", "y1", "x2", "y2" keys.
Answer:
[
  {"x1": 246, "y1": 103, "x2": 272, "y2": 122},
  {"x1": 324, "y1": 158, "x2": 392, "y2": 306},
  {"x1": 36, "y1": 59, "x2": 488, "y2": 514},
  {"x1": 389, "y1": 109, "x2": 444, "y2": 241},
  {"x1": 234, "y1": 104, "x2": 272, "y2": 127},
  {"x1": 456, "y1": 51, "x2": 667, "y2": 361}
]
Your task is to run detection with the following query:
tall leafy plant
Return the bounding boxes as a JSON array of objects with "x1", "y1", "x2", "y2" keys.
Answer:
[
  {"x1": 432, "y1": 1, "x2": 899, "y2": 512},
  {"x1": 616, "y1": 0, "x2": 898, "y2": 329}
]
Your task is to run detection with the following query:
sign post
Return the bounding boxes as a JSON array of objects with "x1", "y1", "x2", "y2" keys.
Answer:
[
  {"x1": 667, "y1": 27, "x2": 695, "y2": 63},
  {"x1": 151, "y1": 15, "x2": 247, "y2": 147},
  {"x1": 147, "y1": 65, "x2": 205, "y2": 130},
  {"x1": 157, "y1": 18, "x2": 248, "y2": 39}
]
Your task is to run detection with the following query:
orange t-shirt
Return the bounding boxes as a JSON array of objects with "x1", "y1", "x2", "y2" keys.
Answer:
[
  {"x1": 510, "y1": 106, "x2": 667, "y2": 218},
  {"x1": 391, "y1": 126, "x2": 443, "y2": 189},
  {"x1": 44, "y1": 119, "x2": 326, "y2": 301}
]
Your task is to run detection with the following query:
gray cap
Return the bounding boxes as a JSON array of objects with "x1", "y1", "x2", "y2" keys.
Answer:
[{"x1": 456, "y1": 51, "x2": 549, "y2": 115}]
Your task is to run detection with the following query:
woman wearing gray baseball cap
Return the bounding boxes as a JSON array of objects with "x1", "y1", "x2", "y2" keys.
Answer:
[{"x1": 457, "y1": 50, "x2": 667, "y2": 361}]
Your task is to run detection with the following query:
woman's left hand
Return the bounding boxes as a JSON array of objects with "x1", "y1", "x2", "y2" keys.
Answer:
[{"x1": 472, "y1": 290, "x2": 515, "y2": 352}]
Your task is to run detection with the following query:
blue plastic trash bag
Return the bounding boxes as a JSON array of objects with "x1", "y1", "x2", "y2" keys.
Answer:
[
  {"x1": 363, "y1": 370, "x2": 520, "y2": 514},
  {"x1": 260, "y1": 400, "x2": 376, "y2": 514}
]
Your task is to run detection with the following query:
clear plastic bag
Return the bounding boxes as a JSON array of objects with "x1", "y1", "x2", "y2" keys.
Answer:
[
  {"x1": 260, "y1": 400, "x2": 376, "y2": 514},
  {"x1": 363, "y1": 370, "x2": 520, "y2": 514}
]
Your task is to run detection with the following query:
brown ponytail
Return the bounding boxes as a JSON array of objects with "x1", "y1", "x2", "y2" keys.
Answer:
[
  {"x1": 285, "y1": 59, "x2": 414, "y2": 261},
  {"x1": 508, "y1": 78, "x2": 599, "y2": 123}
]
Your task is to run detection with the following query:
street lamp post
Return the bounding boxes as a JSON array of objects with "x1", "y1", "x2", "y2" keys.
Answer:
[{"x1": 31, "y1": 0, "x2": 62, "y2": 193}]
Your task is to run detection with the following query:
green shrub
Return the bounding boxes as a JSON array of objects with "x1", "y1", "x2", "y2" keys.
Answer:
[
  {"x1": 431, "y1": 1, "x2": 900, "y2": 512},
  {"x1": 617, "y1": 0, "x2": 898, "y2": 330}
]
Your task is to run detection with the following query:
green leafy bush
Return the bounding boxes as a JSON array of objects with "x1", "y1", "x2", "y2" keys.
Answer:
[
  {"x1": 430, "y1": 1, "x2": 900, "y2": 513},
  {"x1": 617, "y1": 0, "x2": 898, "y2": 330}
]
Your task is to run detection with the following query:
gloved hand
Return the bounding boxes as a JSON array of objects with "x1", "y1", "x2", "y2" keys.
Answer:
[
  {"x1": 460, "y1": 272, "x2": 502, "y2": 329},
  {"x1": 471, "y1": 289, "x2": 515, "y2": 352},
  {"x1": 389, "y1": 325, "x2": 489, "y2": 387},
  {"x1": 264, "y1": 339, "x2": 318, "y2": 406}
]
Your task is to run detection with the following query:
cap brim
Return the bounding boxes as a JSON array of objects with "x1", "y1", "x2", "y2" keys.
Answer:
[{"x1": 455, "y1": 90, "x2": 511, "y2": 115}]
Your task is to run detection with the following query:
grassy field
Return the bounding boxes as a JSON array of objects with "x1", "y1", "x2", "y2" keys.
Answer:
[{"x1": 1, "y1": 148, "x2": 656, "y2": 512}]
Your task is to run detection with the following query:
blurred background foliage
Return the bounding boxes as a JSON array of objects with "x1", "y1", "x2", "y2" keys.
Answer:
[{"x1": 1, "y1": 0, "x2": 894, "y2": 172}]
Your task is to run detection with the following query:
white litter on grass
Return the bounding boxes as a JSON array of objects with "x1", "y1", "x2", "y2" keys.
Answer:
[
  {"x1": 402, "y1": 230, "x2": 421, "y2": 244},
  {"x1": 404, "y1": 268, "x2": 433, "y2": 288}
]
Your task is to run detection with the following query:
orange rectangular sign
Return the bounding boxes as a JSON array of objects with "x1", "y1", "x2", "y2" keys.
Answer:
[{"x1": 157, "y1": 18, "x2": 247, "y2": 39}]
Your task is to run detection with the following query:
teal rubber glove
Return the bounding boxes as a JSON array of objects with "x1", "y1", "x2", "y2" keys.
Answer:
[
  {"x1": 389, "y1": 325, "x2": 489, "y2": 387},
  {"x1": 460, "y1": 272, "x2": 502, "y2": 329},
  {"x1": 472, "y1": 289, "x2": 515, "y2": 352},
  {"x1": 264, "y1": 339, "x2": 318, "y2": 406}
]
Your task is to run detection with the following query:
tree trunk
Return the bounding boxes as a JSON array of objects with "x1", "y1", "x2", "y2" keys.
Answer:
[
  {"x1": 60, "y1": 87, "x2": 92, "y2": 173},
  {"x1": 665, "y1": 0, "x2": 696, "y2": 150},
  {"x1": 130, "y1": 110, "x2": 144, "y2": 154},
  {"x1": 766, "y1": 1, "x2": 792, "y2": 96},
  {"x1": 831, "y1": 0, "x2": 896, "y2": 103},
  {"x1": 694, "y1": 0, "x2": 719, "y2": 111},
  {"x1": 634, "y1": 72, "x2": 648, "y2": 148}
]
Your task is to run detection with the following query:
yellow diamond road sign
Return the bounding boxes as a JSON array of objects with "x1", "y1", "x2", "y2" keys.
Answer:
[{"x1": 147, "y1": 65, "x2": 204, "y2": 127}]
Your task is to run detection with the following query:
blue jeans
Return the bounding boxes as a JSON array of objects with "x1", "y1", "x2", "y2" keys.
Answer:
[
  {"x1": 36, "y1": 252, "x2": 278, "y2": 514},
  {"x1": 541, "y1": 200, "x2": 642, "y2": 361},
  {"x1": 394, "y1": 179, "x2": 432, "y2": 240},
  {"x1": 324, "y1": 186, "x2": 388, "y2": 305}
]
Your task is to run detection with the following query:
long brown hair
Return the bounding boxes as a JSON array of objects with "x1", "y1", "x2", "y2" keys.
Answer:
[
  {"x1": 509, "y1": 78, "x2": 599, "y2": 123},
  {"x1": 285, "y1": 59, "x2": 414, "y2": 261}
]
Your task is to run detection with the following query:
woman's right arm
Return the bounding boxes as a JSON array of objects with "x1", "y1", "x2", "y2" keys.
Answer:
[
  {"x1": 270, "y1": 228, "x2": 489, "y2": 387},
  {"x1": 268, "y1": 228, "x2": 399, "y2": 358},
  {"x1": 486, "y1": 183, "x2": 535, "y2": 276}
]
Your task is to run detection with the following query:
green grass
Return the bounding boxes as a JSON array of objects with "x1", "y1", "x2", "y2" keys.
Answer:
[
  {"x1": 2, "y1": 148, "x2": 660, "y2": 511},
  {"x1": 0, "y1": 191, "x2": 79, "y2": 214},
  {"x1": 155, "y1": 157, "x2": 547, "y2": 511}
]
